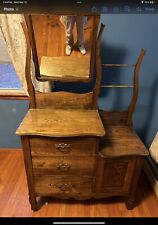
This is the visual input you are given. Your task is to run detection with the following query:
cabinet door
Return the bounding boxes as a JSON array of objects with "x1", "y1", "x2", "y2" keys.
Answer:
[{"x1": 95, "y1": 157, "x2": 136, "y2": 196}]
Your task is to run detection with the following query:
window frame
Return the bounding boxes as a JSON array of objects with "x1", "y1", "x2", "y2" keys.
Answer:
[
  {"x1": 0, "y1": 88, "x2": 29, "y2": 100},
  {"x1": 0, "y1": 29, "x2": 28, "y2": 100}
]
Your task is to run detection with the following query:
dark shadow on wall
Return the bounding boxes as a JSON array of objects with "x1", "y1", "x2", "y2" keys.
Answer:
[{"x1": 136, "y1": 75, "x2": 158, "y2": 145}]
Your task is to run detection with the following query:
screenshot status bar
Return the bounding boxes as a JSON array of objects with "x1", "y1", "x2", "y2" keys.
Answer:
[{"x1": 0, "y1": 1, "x2": 158, "y2": 14}]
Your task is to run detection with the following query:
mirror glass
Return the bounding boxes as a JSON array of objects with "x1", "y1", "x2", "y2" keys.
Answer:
[{"x1": 30, "y1": 14, "x2": 96, "y2": 81}]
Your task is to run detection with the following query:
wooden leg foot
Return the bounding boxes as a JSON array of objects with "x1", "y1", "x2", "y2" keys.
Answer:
[
  {"x1": 29, "y1": 197, "x2": 39, "y2": 211},
  {"x1": 126, "y1": 198, "x2": 135, "y2": 210}
]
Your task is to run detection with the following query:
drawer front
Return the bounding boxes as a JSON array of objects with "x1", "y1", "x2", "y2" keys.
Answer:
[
  {"x1": 30, "y1": 137, "x2": 98, "y2": 156},
  {"x1": 34, "y1": 176, "x2": 94, "y2": 196},
  {"x1": 32, "y1": 156, "x2": 96, "y2": 176}
]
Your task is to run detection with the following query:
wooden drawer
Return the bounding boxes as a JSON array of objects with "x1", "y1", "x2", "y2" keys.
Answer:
[
  {"x1": 34, "y1": 176, "x2": 94, "y2": 196},
  {"x1": 30, "y1": 137, "x2": 98, "y2": 156},
  {"x1": 32, "y1": 156, "x2": 96, "y2": 176}
]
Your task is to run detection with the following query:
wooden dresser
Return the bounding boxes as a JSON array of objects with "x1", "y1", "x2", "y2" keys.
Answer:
[
  {"x1": 16, "y1": 108, "x2": 148, "y2": 211},
  {"x1": 19, "y1": 16, "x2": 148, "y2": 211},
  {"x1": 16, "y1": 109, "x2": 105, "y2": 210}
]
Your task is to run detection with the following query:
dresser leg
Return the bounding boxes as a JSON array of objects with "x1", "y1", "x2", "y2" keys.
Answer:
[
  {"x1": 29, "y1": 196, "x2": 39, "y2": 211},
  {"x1": 125, "y1": 197, "x2": 135, "y2": 210},
  {"x1": 125, "y1": 158, "x2": 144, "y2": 210}
]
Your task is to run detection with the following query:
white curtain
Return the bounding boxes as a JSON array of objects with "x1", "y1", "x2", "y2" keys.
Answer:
[
  {"x1": 149, "y1": 132, "x2": 158, "y2": 164},
  {"x1": 0, "y1": 14, "x2": 51, "y2": 94}
]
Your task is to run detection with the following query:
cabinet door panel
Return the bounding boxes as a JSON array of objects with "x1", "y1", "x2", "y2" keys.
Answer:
[{"x1": 95, "y1": 157, "x2": 136, "y2": 195}]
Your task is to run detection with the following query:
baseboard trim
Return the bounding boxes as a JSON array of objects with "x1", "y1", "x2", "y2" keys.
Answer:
[
  {"x1": 144, "y1": 160, "x2": 158, "y2": 198},
  {"x1": 0, "y1": 148, "x2": 21, "y2": 151}
]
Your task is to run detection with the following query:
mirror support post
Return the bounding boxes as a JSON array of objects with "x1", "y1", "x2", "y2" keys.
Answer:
[{"x1": 24, "y1": 15, "x2": 41, "y2": 79}]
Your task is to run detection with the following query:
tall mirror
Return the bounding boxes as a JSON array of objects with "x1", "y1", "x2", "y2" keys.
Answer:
[{"x1": 24, "y1": 14, "x2": 100, "y2": 82}]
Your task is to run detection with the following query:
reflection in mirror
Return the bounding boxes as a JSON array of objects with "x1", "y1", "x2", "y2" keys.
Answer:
[
  {"x1": 60, "y1": 16, "x2": 87, "y2": 56},
  {"x1": 25, "y1": 14, "x2": 99, "y2": 82}
]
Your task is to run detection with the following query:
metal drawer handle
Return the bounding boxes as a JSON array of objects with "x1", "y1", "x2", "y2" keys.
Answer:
[
  {"x1": 55, "y1": 183, "x2": 72, "y2": 192},
  {"x1": 57, "y1": 161, "x2": 71, "y2": 172},
  {"x1": 55, "y1": 143, "x2": 71, "y2": 153}
]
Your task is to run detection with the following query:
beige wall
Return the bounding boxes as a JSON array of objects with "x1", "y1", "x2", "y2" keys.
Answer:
[{"x1": 0, "y1": 30, "x2": 11, "y2": 63}]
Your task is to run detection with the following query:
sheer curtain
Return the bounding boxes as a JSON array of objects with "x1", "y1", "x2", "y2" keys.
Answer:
[
  {"x1": 149, "y1": 132, "x2": 158, "y2": 164},
  {"x1": 0, "y1": 14, "x2": 51, "y2": 94}
]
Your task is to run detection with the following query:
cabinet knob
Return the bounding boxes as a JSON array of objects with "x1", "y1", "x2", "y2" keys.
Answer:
[
  {"x1": 57, "y1": 161, "x2": 71, "y2": 172},
  {"x1": 55, "y1": 143, "x2": 71, "y2": 153}
]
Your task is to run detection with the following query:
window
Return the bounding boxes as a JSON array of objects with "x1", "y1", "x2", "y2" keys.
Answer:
[{"x1": 0, "y1": 31, "x2": 27, "y2": 99}]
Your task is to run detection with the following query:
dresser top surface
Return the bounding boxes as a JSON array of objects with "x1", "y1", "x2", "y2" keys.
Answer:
[{"x1": 16, "y1": 109, "x2": 105, "y2": 137}]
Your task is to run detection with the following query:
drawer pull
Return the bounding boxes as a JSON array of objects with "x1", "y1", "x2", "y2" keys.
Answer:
[
  {"x1": 55, "y1": 183, "x2": 72, "y2": 192},
  {"x1": 55, "y1": 143, "x2": 71, "y2": 153},
  {"x1": 57, "y1": 161, "x2": 71, "y2": 172}
]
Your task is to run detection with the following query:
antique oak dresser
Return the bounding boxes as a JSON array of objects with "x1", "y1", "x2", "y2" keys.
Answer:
[
  {"x1": 16, "y1": 15, "x2": 149, "y2": 211},
  {"x1": 16, "y1": 109, "x2": 105, "y2": 211}
]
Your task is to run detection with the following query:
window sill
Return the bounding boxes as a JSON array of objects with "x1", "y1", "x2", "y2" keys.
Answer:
[{"x1": 0, "y1": 89, "x2": 29, "y2": 100}]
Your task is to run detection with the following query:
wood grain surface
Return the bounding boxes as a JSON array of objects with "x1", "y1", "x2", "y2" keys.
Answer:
[
  {"x1": 35, "y1": 91, "x2": 93, "y2": 109},
  {"x1": 99, "y1": 126, "x2": 149, "y2": 158},
  {"x1": 40, "y1": 56, "x2": 90, "y2": 79},
  {"x1": 30, "y1": 137, "x2": 98, "y2": 156},
  {"x1": 16, "y1": 109, "x2": 105, "y2": 137},
  {"x1": 34, "y1": 175, "x2": 94, "y2": 197},
  {"x1": 32, "y1": 155, "x2": 96, "y2": 176}
]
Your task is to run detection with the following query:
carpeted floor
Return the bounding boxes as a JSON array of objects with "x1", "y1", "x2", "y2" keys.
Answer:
[{"x1": 0, "y1": 63, "x2": 21, "y2": 88}]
